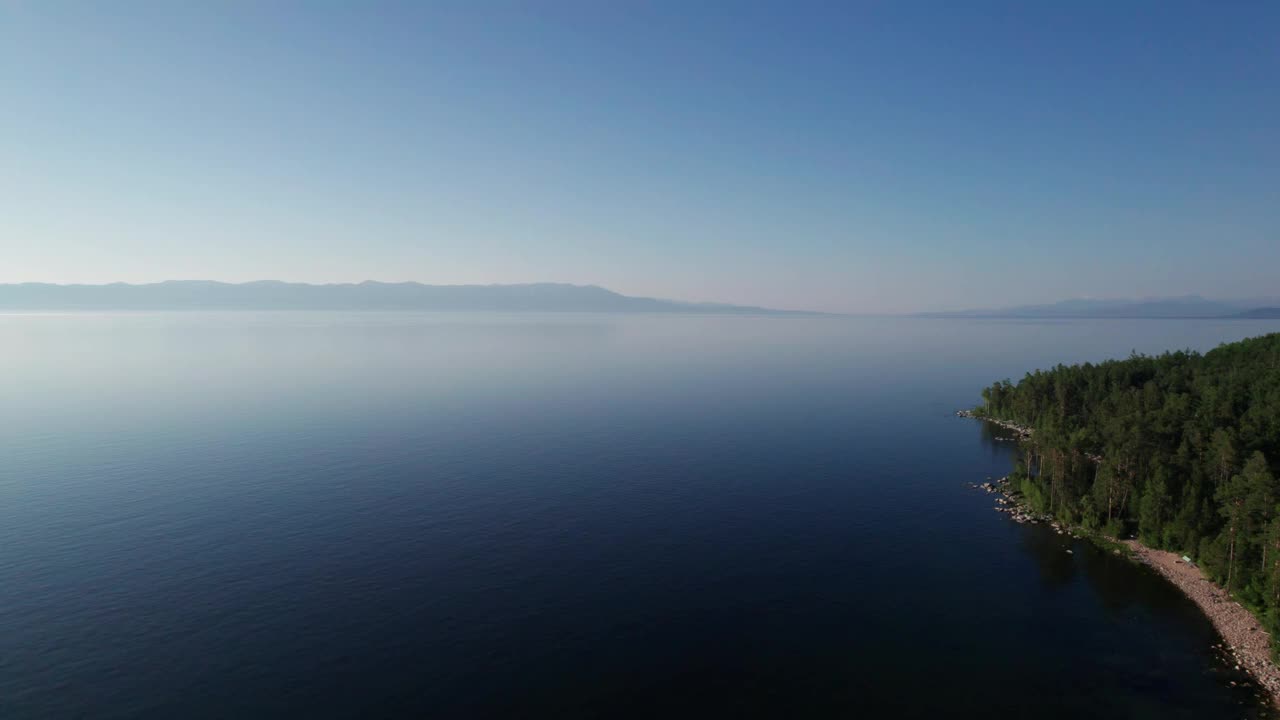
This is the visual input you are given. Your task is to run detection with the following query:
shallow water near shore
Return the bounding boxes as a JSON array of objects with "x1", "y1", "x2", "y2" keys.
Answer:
[{"x1": 3, "y1": 313, "x2": 1280, "y2": 718}]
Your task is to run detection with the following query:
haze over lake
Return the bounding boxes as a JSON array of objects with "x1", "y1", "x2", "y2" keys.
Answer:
[{"x1": 4, "y1": 313, "x2": 1280, "y2": 718}]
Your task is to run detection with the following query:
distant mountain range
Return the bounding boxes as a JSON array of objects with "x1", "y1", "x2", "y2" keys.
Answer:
[
  {"x1": 923, "y1": 295, "x2": 1280, "y2": 319},
  {"x1": 0, "y1": 281, "x2": 808, "y2": 314},
  {"x1": 1233, "y1": 307, "x2": 1280, "y2": 319}
]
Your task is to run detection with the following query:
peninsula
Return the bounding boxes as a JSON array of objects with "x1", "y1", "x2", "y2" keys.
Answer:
[{"x1": 969, "y1": 333, "x2": 1280, "y2": 703}]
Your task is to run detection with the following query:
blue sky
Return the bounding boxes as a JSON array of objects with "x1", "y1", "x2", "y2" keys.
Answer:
[{"x1": 3, "y1": 1, "x2": 1277, "y2": 313}]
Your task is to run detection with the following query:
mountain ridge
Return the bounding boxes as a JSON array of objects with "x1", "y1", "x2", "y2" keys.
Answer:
[
  {"x1": 921, "y1": 295, "x2": 1280, "y2": 319},
  {"x1": 0, "y1": 280, "x2": 814, "y2": 314}
]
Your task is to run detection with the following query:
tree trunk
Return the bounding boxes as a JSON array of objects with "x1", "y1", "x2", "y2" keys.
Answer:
[
  {"x1": 1227, "y1": 527, "x2": 1236, "y2": 592},
  {"x1": 1272, "y1": 542, "x2": 1280, "y2": 605}
]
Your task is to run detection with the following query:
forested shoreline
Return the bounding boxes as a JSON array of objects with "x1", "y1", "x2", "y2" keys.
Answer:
[{"x1": 976, "y1": 333, "x2": 1280, "y2": 648}]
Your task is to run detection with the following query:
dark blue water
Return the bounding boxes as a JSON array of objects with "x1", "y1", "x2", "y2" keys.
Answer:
[{"x1": 4, "y1": 313, "x2": 1280, "y2": 718}]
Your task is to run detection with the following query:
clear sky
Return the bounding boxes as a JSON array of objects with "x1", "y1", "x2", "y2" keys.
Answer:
[{"x1": 3, "y1": 2, "x2": 1277, "y2": 313}]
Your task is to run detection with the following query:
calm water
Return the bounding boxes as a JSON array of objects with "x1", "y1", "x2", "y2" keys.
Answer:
[{"x1": 4, "y1": 313, "x2": 1280, "y2": 719}]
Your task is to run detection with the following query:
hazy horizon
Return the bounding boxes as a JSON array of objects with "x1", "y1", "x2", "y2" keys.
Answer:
[
  {"x1": 5, "y1": 3, "x2": 1278, "y2": 313},
  {"x1": 1, "y1": 279, "x2": 1278, "y2": 317}
]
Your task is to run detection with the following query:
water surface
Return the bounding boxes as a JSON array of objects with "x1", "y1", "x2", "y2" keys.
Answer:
[{"x1": 3, "y1": 313, "x2": 1280, "y2": 718}]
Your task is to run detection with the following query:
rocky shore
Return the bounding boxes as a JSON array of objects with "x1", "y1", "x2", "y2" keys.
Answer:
[
  {"x1": 970, "y1": 470, "x2": 1280, "y2": 706},
  {"x1": 1125, "y1": 540, "x2": 1280, "y2": 706},
  {"x1": 957, "y1": 409, "x2": 1280, "y2": 707},
  {"x1": 956, "y1": 409, "x2": 1033, "y2": 440},
  {"x1": 969, "y1": 474, "x2": 1079, "y2": 533}
]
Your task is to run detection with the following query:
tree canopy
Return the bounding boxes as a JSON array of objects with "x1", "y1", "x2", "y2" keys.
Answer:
[{"x1": 977, "y1": 333, "x2": 1280, "y2": 634}]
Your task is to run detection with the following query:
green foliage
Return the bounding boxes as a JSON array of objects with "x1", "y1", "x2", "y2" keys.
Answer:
[
  {"x1": 1103, "y1": 517, "x2": 1126, "y2": 540},
  {"x1": 1017, "y1": 474, "x2": 1049, "y2": 514},
  {"x1": 979, "y1": 333, "x2": 1280, "y2": 612},
  {"x1": 1079, "y1": 494, "x2": 1100, "y2": 532},
  {"x1": 1138, "y1": 471, "x2": 1171, "y2": 546}
]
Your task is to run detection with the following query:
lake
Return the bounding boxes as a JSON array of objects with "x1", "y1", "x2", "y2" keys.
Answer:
[{"x1": 4, "y1": 313, "x2": 1280, "y2": 718}]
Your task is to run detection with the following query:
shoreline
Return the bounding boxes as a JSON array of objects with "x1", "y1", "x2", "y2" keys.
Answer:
[
  {"x1": 1125, "y1": 540, "x2": 1280, "y2": 705},
  {"x1": 960, "y1": 410, "x2": 1280, "y2": 708},
  {"x1": 956, "y1": 409, "x2": 1033, "y2": 439}
]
